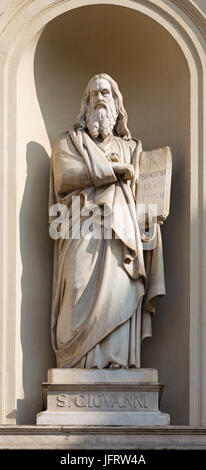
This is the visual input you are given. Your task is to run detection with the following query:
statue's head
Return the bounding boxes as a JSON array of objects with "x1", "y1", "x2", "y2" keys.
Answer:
[{"x1": 75, "y1": 73, "x2": 131, "y2": 141}]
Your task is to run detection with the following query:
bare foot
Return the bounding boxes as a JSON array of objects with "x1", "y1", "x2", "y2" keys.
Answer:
[{"x1": 109, "y1": 363, "x2": 122, "y2": 369}]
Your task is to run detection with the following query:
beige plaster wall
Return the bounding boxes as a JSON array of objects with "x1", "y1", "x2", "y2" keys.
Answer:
[
  {"x1": 17, "y1": 4, "x2": 190, "y2": 424},
  {"x1": 16, "y1": 34, "x2": 56, "y2": 424}
]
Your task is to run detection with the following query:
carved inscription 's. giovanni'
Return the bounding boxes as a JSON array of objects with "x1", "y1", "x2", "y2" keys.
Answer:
[{"x1": 56, "y1": 392, "x2": 149, "y2": 410}]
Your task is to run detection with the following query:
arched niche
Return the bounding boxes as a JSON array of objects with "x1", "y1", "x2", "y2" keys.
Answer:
[
  {"x1": 32, "y1": 4, "x2": 190, "y2": 425},
  {"x1": 0, "y1": 0, "x2": 205, "y2": 426}
]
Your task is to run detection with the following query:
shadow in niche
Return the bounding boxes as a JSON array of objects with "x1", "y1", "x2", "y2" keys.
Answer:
[{"x1": 17, "y1": 142, "x2": 56, "y2": 424}]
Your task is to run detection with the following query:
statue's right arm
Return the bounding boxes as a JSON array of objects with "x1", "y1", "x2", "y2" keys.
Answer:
[{"x1": 52, "y1": 133, "x2": 91, "y2": 194}]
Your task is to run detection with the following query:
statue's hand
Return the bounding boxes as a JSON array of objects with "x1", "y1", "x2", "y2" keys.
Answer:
[
  {"x1": 111, "y1": 163, "x2": 135, "y2": 181},
  {"x1": 107, "y1": 152, "x2": 120, "y2": 162}
]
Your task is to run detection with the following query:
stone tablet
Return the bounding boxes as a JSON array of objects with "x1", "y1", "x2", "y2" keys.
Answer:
[{"x1": 137, "y1": 146, "x2": 172, "y2": 220}]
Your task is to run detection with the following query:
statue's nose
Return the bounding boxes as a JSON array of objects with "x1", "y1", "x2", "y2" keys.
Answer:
[
  {"x1": 95, "y1": 93, "x2": 105, "y2": 107},
  {"x1": 97, "y1": 91, "x2": 103, "y2": 100}
]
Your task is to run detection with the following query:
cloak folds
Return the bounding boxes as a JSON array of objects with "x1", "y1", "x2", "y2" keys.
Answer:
[{"x1": 49, "y1": 127, "x2": 165, "y2": 368}]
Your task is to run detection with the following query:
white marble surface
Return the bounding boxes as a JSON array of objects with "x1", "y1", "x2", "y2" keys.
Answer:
[{"x1": 50, "y1": 74, "x2": 168, "y2": 370}]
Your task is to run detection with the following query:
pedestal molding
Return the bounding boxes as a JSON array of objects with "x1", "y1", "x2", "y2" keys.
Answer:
[{"x1": 0, "y1": 425, "x2": 206, "y2": 449}]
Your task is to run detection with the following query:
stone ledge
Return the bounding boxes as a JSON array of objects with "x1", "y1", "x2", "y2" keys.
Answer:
[
  {"x1": 43, "y1": 383, "x2": 163, "y2": 392},
  {"x1": 0, "y1": 426, "x2": 206, "y2": 449},
  {"x1": 47, "y1": 368, "x2": 158, "y2": 384}
]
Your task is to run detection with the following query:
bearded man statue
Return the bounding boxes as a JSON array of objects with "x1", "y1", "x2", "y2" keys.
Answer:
[{"x1": 49, "y1": 73, "x2": 165, "y2": 369}]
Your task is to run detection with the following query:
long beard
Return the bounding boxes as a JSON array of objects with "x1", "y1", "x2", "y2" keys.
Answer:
[{"x1": 86, "y1": 102, "x2": 117, "y2": 139}]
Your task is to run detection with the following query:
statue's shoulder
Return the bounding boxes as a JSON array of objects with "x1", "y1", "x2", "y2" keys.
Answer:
[
  {"x1": 52, "y1": 131, "x2": 69, "y2": 150},
  {"x1": 52, "y1": 129, "x2": 77, "y2": 159}
]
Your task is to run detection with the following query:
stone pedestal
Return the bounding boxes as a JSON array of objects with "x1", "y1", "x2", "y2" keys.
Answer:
[{"x1": 36, "y1": 368, "x2": 170, "y2": 425}]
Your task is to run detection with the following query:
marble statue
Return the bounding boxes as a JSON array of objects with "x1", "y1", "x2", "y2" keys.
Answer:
[{"x1": 49, "y1": 73, "x2": 171, "y2": 369}]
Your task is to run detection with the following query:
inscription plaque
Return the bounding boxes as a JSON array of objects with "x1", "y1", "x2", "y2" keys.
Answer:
[
  {"x1": 47, "y1": 390, "x2": 159, "y2": 412},
  {"x1": 56, "y1": 392, "x2": 148, "y2": 409}
]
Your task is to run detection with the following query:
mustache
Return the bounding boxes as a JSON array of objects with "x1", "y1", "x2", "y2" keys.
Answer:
[{"x1": 94, "y1": 100, "x2": 107, "y2": 109}]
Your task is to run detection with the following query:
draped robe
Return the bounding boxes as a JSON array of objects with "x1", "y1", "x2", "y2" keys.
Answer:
[{"x1": 49, "y1": 127, "x2": 165, "y2": 368}]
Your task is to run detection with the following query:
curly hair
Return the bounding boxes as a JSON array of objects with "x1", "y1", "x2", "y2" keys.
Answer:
[{"x1": 75, "y1": 73, "x2": 131, "y2": 141}]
